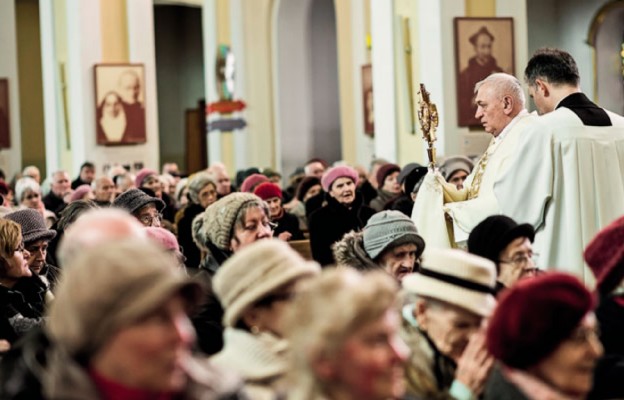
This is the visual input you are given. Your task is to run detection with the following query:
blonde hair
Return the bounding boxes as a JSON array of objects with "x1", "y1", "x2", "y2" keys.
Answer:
[
  {"x1": 0, "y1": 220, "x2": 22, "y2": 274},
  {"x1": 283, "y1": 268, "x2": 399, "y2": 399}
]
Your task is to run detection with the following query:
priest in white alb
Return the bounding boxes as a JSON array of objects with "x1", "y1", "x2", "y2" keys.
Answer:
[{"x1": 412, "y1": 73, "x2": 533, "y2": 248}]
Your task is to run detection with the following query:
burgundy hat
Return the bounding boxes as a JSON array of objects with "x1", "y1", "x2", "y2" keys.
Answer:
[
  {"x1": 254, "y1": 182, "x2": 282, "y2": 201},
  {"x1": 135, "y1": 168, "x2": 158, "y2": 188},
  {"x1": 241, "y1": 173, "x2": 269, "y2": 193},
  {"x1": 321, "y1": 166, "x2": 358, "y2": 192},
  {"x1": 375, "y1": 163, "x2": 400, "y2": 188},
  {"x1": 584, "y1": 215, "x2": 624, "y2": 295},
  {"x1": 486, "y1": 272, "x2": 594, "y2": 369}
]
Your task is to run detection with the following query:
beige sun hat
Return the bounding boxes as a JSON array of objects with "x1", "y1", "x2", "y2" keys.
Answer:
[
  {"x1": 213, "y1": 239, "x2": 321, "y2": 327},
  {"x1": 402, "y1": 248, "x2": 496, "y2": 317}
]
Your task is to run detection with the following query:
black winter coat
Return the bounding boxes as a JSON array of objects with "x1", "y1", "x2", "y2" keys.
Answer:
[
  {"x1": 308, "y1": 194, "x2": 375, "y2": 266},
  {"x1": 273, "y1": 210, "x2": 304, "y2": 241},
  {"x1": 177, "y1": 203, "x2": 205, "y2": 270}
]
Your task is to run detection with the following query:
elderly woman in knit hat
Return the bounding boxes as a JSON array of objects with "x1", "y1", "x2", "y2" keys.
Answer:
[
  {"x1": 191, "y1": 192, "x2": 273, "y2": 355},
  {"x1": 440, "y1": 155, "x2": 474, "y2": 190},
  {"x1": 0, "y1": 219, "x2": 42, "y2": 346},
  {"x1": 333, "y1": 210, "x2": 425, "y2": 282},
  {"x1": 484, "y1": 272, "x2": 603, "y2": 400},
  {"x1": 283, "y1": 267, "x2": 409, "y2": 400},
  {"x1": 211, "y1": 239, "x2": 320, "y2": 399},
  {"x1": 113, "y1": 187, "x2": 166, "y2": 228},
  {"x1": 0, "y1": 240, "x2": 244, "y2": 399},
  {"x1": 583, "y1": 216, "x2": 624, "y2": 399},
  {"x1": 254, "y1": 182, "x2": 303, "y2": 242},
  {"x1": 5, "y1": 209, "x2": 58, "y2": 305},
  {"x1": 176, "y1": 172, "x2": 218, "y2": 271},
  {"x1": 401, "y1": 248, "x2": 497, "y2": 399},
  {"x1": 308, "y1": 165, "x2": 375, "y2": 266},
  {"x1": 370, "y1": 163, "x2": 402, "y2": 212}
]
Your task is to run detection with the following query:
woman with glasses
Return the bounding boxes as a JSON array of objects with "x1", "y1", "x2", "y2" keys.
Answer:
[
  {"x1": 112, "y1": 187, "x2": 166, "y2": 228},
  {"x1": 212, "y1": 239, "x2": 320, "y2": 399},
  {"x1": 192, "y1": 192, "x2": 273, "y2": 355},
  {"x1": 0, "y1": 219, "x2": 43, "y2": 345},
  {"x1": 485, "y1": 273, "x2": 603, "y2": 399}
]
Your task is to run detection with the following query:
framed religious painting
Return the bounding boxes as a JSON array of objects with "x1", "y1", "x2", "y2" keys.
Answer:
[
  {"x1": 0, "y1": 79, "x2": 10, "y2": 148},
  {"x1": 94, "y1": 64, "x2": 146, "y2": 145},
  {"x1": 454, "y1": 17, "x2": 515, "y2": 127}
]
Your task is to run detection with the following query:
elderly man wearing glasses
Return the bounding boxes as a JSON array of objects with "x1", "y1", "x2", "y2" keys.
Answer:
[
  {"x1": 113, "y1": 188, "x2": 166, "y2": 228},
  {"x1": 468, "y1": 215, "x2": 538, "y2": 295}
]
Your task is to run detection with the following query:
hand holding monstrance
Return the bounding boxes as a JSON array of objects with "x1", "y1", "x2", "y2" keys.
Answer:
[{"x1": 417, "y1": 84, "x2": 439, "y2": 168}]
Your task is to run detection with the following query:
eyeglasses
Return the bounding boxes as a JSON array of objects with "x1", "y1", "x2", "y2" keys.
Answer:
[
  {"x1": 138, "y1": 213, "x2": 163, "y2": 227},
  {"x1": 498, "y1": 253, "x2": 539, "y2": 270},
  {"x1": 14, "y1": 242, "x2": 26, "y2": 254},
  {"x1": 568, "y1": 326, "x2": 601, "y2": 345}
]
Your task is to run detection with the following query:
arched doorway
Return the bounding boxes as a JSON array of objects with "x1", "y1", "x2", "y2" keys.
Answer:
[
  {"x1": 273, "y1": 0, "x2": 341, "y2": 177},
  {"x1": 587, "y1": 0, "x2": 624, "y2": 114}
]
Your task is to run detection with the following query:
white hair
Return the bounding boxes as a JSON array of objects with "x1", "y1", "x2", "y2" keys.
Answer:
[{"x1": 474, "y1": 73, "x2": 525, "y2": 108}]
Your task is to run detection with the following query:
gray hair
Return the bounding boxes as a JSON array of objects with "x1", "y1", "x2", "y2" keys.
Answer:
[
  {"x1": 15, "y1": 177, "x2": 41, "y2": 203},
  {"x1": 187, "y1": 172, "x2": 216, "y2": 204},
  {"x1": 474, "y1": 73, "x2": 525, "y2": 108}
]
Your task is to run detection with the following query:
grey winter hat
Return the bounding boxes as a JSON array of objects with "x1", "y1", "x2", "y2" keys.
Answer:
[
  {"x1": 363, "y1": 210, "x2": 425, "y2": 260},
  {"x1": 112, "y1": 188, "x2": 165, "y2": 215},
  {"x1": 192, "y1": 192, "x2": 263, "y2": 251},
  {"x1": 5, "y1": 209, "x2": 57, "y2": 244}
]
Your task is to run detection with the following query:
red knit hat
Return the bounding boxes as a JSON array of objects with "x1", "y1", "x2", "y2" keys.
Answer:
[
  {"x1": 584, "y1": 215, "x2": 624, "y2": 295},
  {"x1": 254, "y1": 182, "x2": 282, "y2": 201},
  {"x1": 241, "y1": 173, "x2": 269, "y2": 193},
  {"x1": 486, "y1": 272, "x2": 594, "y2": 369}
]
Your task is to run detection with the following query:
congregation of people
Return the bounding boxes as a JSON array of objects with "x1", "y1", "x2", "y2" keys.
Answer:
[{"x1": 0, "y1": 47, "x2": 622, "y2": 399}]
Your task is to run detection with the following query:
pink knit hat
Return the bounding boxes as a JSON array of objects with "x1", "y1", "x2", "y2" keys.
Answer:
[
  {"x1": 241, "y1": 173, "x2": 269, "y2": 193},
  {"x1": 135, "y1": 168, "x2": 159, "y2": 188},
  {"x1": 145, "y1": 227, "x2": 179, "y2": 251},
  {"x1": 70, "y1": 185, "x2": 93, "y2": 203},
  {"x1": 321, "y1": 166, "x2": 358, "y2": 192}
]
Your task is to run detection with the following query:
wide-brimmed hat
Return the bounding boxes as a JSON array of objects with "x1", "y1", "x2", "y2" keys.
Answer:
[
  {"x1": 112, "y1": 188, "x2": 165, "y2": 215},
  {"x1": 468, "y1": 215, "x2": 535, "y2": 266},
  {"x1": 213, "y1": 239, "x2": 320, "y2": 327},
  {"x1": 584, "y1": 215, "x2": 624, "y2": 295},
  {"x1": 402, "y1": 248, "x2": 496, "y2": 317},
  {"x1": 5, "y1": 209, "x2": 57, "y2": 244}
]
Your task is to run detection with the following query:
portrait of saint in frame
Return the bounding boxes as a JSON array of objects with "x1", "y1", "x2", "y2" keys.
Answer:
[
  {"x1": 0, "y1": 79, "x2": 10, "y2": 149},
  {"x1": 454, "y1": 17, "x2": 515, "y2": 127},
  {"x1": 94, "y1": 64, "x2": 146, "y2": 145}
]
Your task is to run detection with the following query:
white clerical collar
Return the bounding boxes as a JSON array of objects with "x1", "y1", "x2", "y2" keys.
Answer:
[{"x1": 494, "y1": 109, "x2": 529, "y2": 144}]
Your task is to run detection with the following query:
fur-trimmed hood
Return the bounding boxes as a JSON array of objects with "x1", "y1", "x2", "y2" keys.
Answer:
[{"x1": 332, "y1": 230, "x2": 379, "y2": 271}]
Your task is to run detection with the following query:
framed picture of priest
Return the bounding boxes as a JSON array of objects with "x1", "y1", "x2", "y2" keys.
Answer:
[
  {"x1": 454, "y1": 17, "x2": 515, "y2": 127},
  {"x1": 94, "y1": 64, "x2": 146, "y2": 145},
  {"x1": 0, "y1": 79, "x2": 10, "y2": 149}
]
